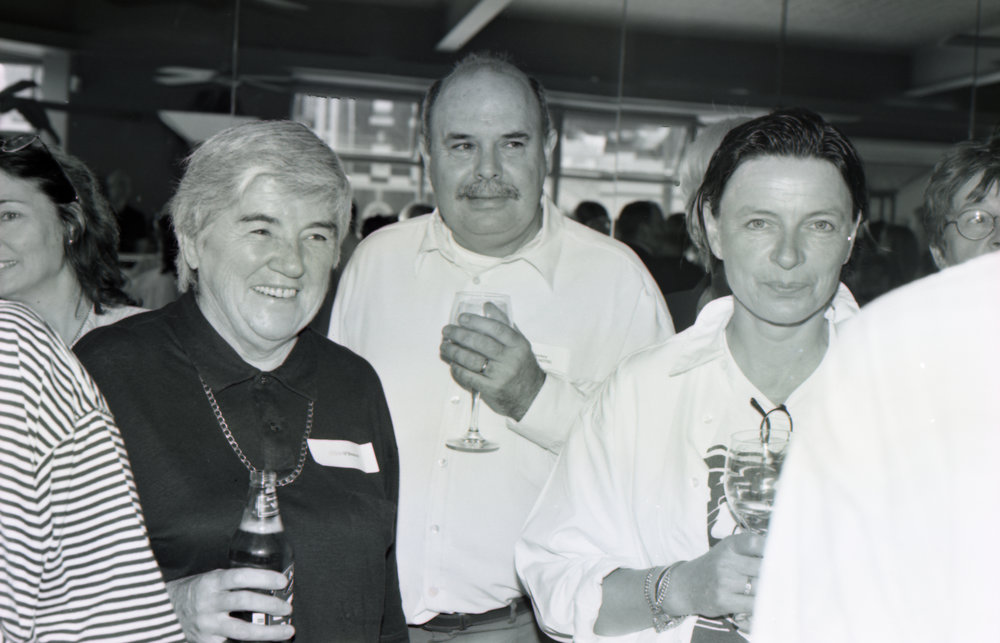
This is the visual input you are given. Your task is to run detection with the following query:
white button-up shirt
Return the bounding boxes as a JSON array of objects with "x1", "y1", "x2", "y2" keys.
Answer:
[
  {"x1": 754, "y1": 253, "x2": 1000, "y2": 643},
  {"x1": 330, "y1": 200, "x2": 674, "y2": 623},
  {"x1": 515, "y1": 285, "x2": 858, "y2": 642}
]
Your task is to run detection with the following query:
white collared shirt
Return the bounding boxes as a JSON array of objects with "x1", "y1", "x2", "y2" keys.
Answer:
[
  {"x1": 515, "y1": 285, "x2": 858, "y2": 642},
  {"x1": 330, "y1": 199, "x2": 674, "y2": 623},
  {"x1": 754, "y1": 253, "x2": 1000, "y2": 643}
]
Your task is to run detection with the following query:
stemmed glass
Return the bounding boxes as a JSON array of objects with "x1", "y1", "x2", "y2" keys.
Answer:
[
  {"x1": 445, "y1": 291, "x2": 512, "y2": 453},
  {"x1": 723, "y1": 425, "x2": 791, "y2": 631}
]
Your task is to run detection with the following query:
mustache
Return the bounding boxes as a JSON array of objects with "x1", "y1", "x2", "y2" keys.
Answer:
[{"x1": 458, "y1": 178, "x2": 520, "y2": 200}]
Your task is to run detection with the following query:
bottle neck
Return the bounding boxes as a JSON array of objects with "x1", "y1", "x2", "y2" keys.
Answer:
[{"x1": 240, "y1": 470, "x2": 284, "y2": 532}]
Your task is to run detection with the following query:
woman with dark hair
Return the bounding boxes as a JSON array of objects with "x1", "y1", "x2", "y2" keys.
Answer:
[
  {"x1": 516, "y1": 108, "x2": 865, "y2": 642},
  {"x1": 0, "y1": 134, "x2": 141, "y2": 345}
]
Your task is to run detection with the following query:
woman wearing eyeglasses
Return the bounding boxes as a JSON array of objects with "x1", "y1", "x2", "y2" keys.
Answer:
[
  {"x1": 515, "y1": 108, "x2": 864, "y2": 642},
  {"x1": 0, "y1": 135, "x2": 142, "y2": 344}
]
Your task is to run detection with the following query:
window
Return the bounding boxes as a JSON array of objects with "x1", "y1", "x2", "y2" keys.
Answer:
[
  {"x1": 294, "y1": 91, "x2": 696, "y2": 231},
  {"x1": 0, "y1": 63, "x2": 43, "y2": 133},
  {"x1": 555, "y1": 110, "x2": 690, "y2": 223},
  {"x1": 295, "y1": 94, "x2": 430, "y2": 222}
]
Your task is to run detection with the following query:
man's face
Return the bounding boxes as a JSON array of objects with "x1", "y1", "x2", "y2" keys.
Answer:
[
  {"x1": 931, "y1": 172, "x2": 1000, "y2": 269},
  {"x1": 424, "y1": 68, "x2": 555, "y2": 257}
]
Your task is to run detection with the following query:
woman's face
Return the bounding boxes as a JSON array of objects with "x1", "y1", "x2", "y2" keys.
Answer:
[
  {"x1": 705, "y1": 155, "x2": 858, "y2": 328},
  {"x1": 0, "y1": 169, "x2": 73, "y2": 306},
  {"x1": 179, "y1": 174, "x2": 340, "y2": 363}
]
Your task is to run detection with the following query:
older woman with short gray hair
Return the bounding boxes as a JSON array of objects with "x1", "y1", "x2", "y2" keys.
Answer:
[{"x1": 76, "y1": 120, "x2": 406, "y2": 642}]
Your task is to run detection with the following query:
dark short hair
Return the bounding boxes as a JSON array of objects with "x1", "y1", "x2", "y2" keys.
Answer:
[
  {"x1": 690, "y1": 107, "x2": 868, "y2": 267},
  {"x1": 420, "y1": 51, "x2": 552, "y2": 152},
  {"x1": 0, "y1": 142, "x2": 133, "y2": 312},
  {"x1": 921, "y1": 131, "x2": 1000, "y2": 250},
  {"x1": 573, "y1": 200, "x2": 609, "y2": 224},
  {"x1": 615, "y1": 200, "x2": 663, "y2": 242}
]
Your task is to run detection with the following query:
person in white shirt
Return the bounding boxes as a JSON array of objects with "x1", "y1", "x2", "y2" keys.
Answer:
[
  {"x1": 329, "y1": 52, "x2": 674, "y2": 640},
  {"x1": 920, "y1": 131, "x2": 1000, "y2": 269},
  {"x1": 752, "y1": 251, "x2": 1000, "y2": 643},
  {"x1": 516, "y1": 108, "x2": 865, "y2": 642}
]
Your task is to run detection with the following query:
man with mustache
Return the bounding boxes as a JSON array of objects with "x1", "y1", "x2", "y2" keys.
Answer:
[{"x1": 329, "y1": 52, "x2": 674, "y2": 641}]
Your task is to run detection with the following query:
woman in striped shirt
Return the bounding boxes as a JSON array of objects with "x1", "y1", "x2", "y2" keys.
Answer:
[{"x1": 0, "y1": 300, "x2": 184, "y2": 642}]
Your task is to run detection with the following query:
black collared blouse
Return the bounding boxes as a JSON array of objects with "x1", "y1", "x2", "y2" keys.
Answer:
[{"x1": 75, "y1": 292, "x2": 407, "y2": 642}]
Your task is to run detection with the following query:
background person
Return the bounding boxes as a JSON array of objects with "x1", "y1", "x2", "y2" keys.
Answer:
[
  {"x1": 329, "y1": 52, "x2": 673, "y2": 640},
  {"x1": 0, "y1": 300, "x2": 184, "y2": 642},
  {"x1": 0, "y1": 134, "x2": 143, "y2": 345},
  {"x1": 104, "y1": 168, "x2": 153, "y2": 254},
  {"x1": 920, "y1": 130, "x2": 1000, "y2": 269},
  {"x1": 572, "y1": 200, "x2": 611, "y2": 235},
  {"x1": 753, "y1": 251, "x2": 1000, "y2": 643},
  {"x1": 516, "y1": 108, "x2": 864, "y2": 642},
  {"x1": 75, "y1": 120, "x2": 406, "y2": 643},
  {"x1": 665, "y1": 117, "x2": 753, "y2": 331}
]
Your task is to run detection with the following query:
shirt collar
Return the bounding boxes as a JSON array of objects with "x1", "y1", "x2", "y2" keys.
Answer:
[
  {"x1": 169, "y1": 291, "x2": 319, "y2": 400},
  {"x1": 415, "y1": 196, "x2": 565, "y2": 288},
  {"x1": 669, "y1": 282, "x2": 859, "y2": 376}
]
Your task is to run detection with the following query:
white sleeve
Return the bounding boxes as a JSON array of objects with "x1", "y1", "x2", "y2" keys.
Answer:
[
  {"x1": 509, "y1": 277, "x2": 674, "y2": 454},
  {"x1": 515, "y1": 368, "x2": 646, "y2": 642}
]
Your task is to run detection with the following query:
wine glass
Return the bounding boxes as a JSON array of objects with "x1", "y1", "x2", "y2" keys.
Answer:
[
  {"x1": 445, "y1": 291, "x2": 512, "y2": 453},
  {"x1": 723, "y1": 427, "x2": 791, "y2": 632}
]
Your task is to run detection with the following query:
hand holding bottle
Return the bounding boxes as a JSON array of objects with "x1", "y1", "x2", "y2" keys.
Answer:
[{"x1": 165, "y1": 568, "x2": 294, "y2": 643}]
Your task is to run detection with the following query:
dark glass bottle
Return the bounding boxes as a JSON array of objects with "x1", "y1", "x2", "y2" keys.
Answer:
[{"x1": 228, "y1": 470, "x2": 294, "y2": 635}]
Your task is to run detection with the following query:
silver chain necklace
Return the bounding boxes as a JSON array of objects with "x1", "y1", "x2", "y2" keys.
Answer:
[{"x1": 199, "y1": 375, "x2": 313, "y2": 487}]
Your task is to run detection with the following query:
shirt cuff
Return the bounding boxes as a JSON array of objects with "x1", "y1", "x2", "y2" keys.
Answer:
[{"x1": 507, "y1": 372, "x2": 586, "y2": 454}]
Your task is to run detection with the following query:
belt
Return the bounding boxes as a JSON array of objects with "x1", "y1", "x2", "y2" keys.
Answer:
[{"x1": 420, "y1": 597, "x2": 532, "y2": 632}]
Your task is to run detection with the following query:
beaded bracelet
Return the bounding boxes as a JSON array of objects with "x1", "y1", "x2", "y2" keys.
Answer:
[
  {"x1": 645, "y1": 561, "x2": 686, "y2": 633},
  {"x1": 643, "y1": 565, "x2": 666, "y2": 615}
]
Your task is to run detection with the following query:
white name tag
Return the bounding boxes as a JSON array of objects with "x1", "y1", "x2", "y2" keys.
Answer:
[
  {"x1": 532, "y1": 343, "x2": 571, "y2": 377},
  {"x1": 307, "y1": 439, "x2": 380, "y2": 474}
]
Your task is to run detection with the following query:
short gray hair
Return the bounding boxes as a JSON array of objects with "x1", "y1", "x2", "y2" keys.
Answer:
[{"x1": 169, "y1": 120, "x2": 351, "y2": 292}]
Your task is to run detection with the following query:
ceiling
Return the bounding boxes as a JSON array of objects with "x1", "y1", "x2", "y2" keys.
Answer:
[{"x1": 0, "y1": 0, "x2": 998, "y2": 193}]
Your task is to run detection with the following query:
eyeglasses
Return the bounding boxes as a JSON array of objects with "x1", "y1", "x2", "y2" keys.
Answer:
[
  {"x1": 944, "y1": 209, "x2": 998, "y2": 241},
  {"x1": 750, "y1": 397, "x2": 793, "y2": 442},
  {"x1": 0, "y1": 133, "x2": 79, "y2": 204}
]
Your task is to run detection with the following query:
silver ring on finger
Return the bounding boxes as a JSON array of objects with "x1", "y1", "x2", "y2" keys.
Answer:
[
  {"x1": 743, "y1": 577, "x2": 753, "y2": 596},
  {"x1": 480, "y1": 358, "x2": 489, "y2": 375}
]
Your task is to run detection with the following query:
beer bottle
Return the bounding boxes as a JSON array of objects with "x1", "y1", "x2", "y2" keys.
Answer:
[{"x1": 228, "y1": 470, "x2": 294, "y2": 632}]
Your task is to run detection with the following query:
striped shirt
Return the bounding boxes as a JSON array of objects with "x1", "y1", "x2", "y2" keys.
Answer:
[{"x1": 0, "y1": 302, "x2": 184, "y2": 642}]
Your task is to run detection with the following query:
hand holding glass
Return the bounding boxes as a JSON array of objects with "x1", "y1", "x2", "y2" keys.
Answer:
[
  {"x1": 723, "y1": 427, "x2": 790, "y2": 631},
  {"x1": 446, "y1": 292, "x2": 512, "y2": 453}
]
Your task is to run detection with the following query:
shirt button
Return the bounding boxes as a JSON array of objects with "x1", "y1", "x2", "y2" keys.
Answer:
[
  {"x1": 428, "y1": 587, "x2": 439, "y2": 597},
  {"x1": 430, "y1": 524, "x2": 440, "y2": 534},
  {"x1": 270, "y1": 422, "x2": 281, "y2": 433},
  {"x1": 703, "y1": 415, "x2": 713, "y2": 423},
  {"x1": 450, "y1": 396, "x2": 461, "y2": 404},
  {"x1": 472, "y1": 276, "x2": 481, "y2": 284},
  {"x1": 690, "y1": 476, "x2": 700, "y2": 488},
  {"x1": 437, "y1": 458, "x2": 448, "y2": 468},
  {"x1": 258, "y1": 375, "x2": 270, "y2": 384}
]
